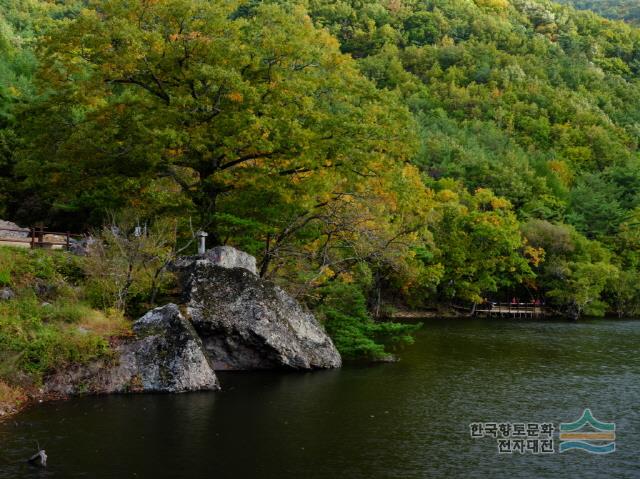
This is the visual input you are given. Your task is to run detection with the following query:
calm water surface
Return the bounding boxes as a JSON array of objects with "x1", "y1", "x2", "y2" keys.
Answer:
[{"x1": 1, "y1": 318, "x2": 639, "y2": 478}]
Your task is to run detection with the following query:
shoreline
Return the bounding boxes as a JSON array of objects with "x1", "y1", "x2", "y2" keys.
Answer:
[{"x1": 3, "y1": 312, "x2": 637, "y2": 422}]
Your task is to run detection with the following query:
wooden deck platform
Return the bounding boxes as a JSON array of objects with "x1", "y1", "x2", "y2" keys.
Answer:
[{"x1": 474, "y1": 303, "x2": 546, "y2": 318}]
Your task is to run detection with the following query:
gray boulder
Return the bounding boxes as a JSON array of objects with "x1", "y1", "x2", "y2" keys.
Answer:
[
  {"x1": 178, "y1": 259, "x2": 341, "y2": 370},
  {"x1": 126, "y1": 304, "x2": 220, "y2": 391},
  {"x1": 203, "y1": 246, "x2": 258, "y2": 275},
  {"x1": 0, "y1": 220, "x2": 29, "y2": 239},
  {"x1": 0, "y1": 287, "x2": 15, "y2": 300},
  {"x1": 68, "y1": 237, "x2": 96, "y2": 256},
  {"x1": 170, "y1": 246, "x2": 258, "y2": 277},
  {"x1": 45, "y1": 304, "x2": 219, "y2": 395}
]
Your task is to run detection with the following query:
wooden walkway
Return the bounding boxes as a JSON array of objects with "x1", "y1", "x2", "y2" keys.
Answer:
[{"x1": 474, "y1": 302, "x2": 546, "y2": 319}]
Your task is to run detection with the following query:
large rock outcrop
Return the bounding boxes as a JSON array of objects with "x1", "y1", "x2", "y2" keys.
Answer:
[
  {"x1": 44, "y1": 246, "x2": 340, "y2": 400},
  {"x1": 45, "y1": 304, "x2": 219, "y2": 395},
  {"x1": 176, "y1": 253, "x2": 342, "y2": 370}
]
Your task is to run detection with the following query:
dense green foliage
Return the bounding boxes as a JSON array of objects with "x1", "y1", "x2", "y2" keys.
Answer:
[
  {"x1": 1, "y1": 0, "x2": 640, "y2": 361},
  {"x1": 316, "y1": 282, "x2": 420, "y2": 359},
  {"x1": 303, "y1": 0, "x2": 640, "y2": 319},
  {"x1": 558, "y1": 0, "x2": 640, "y2": 25}
]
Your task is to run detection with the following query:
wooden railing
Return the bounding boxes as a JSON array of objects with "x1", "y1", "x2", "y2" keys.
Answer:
[
  {"x1": 474, "y1": 302, "x2": 546, "y2": 318},
  {"x1": 0, "y1": 226, "x2": 83, "y2": 250}
]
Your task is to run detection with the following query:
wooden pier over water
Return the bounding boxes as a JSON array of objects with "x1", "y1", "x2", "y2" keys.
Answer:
[{"x1": 474, "y1": 302, "x2": 546, "y2": 319}]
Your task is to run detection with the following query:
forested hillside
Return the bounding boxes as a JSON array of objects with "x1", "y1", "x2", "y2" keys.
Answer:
[
  {"x1": 306, "y1": 0, "x2": 640, "y2": 319},
  {"x1": 1, "y1": 0, "x2": 640, "y2": 355},
  {"x1": 558, "y1": 0, "x2": 640, "y2": 24}
]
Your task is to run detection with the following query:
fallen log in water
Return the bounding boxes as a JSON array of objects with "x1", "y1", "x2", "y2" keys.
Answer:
[{"x1": 27, "y1": 449, "x2": 47, "y2": 467}]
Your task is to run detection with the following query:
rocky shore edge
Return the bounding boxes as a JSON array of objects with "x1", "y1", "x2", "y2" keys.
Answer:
[{"x1": 1, "y1": 246, "x2": 341, "y2": 420}]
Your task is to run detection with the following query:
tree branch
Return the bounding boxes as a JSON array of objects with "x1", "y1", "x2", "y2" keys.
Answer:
[
  {"x1": 219, "y1": 151, "x2": 278, "y2": 170},
  {"x1": 106, "y1": 77, "x2": 170, "y2": 104}
]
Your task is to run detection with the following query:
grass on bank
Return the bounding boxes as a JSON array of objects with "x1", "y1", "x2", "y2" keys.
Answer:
[
  {"x1": 0, "y1": 380, "x2": 27, "y2": 416},
  {"x1": 0, "y1": 246, "x2": 129, "y2": 414}
]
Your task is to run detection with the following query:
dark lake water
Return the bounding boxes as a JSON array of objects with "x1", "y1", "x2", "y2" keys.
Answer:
[{"x1": 1, "y1": 318, "x2": 639, "y2": 478}]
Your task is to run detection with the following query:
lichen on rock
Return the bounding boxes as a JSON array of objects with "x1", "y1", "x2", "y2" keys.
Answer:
[
  {"x1": 45, "y1": 304, "x2": 219, "y2": 395},
  {"x1": 175, "y1": 250, "x2": 342, "y2": 370}
]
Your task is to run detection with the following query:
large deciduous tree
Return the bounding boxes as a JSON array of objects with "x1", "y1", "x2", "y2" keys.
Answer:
[{"x1": 18, "y1": 0, "x2": 417, "y2": 240}]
